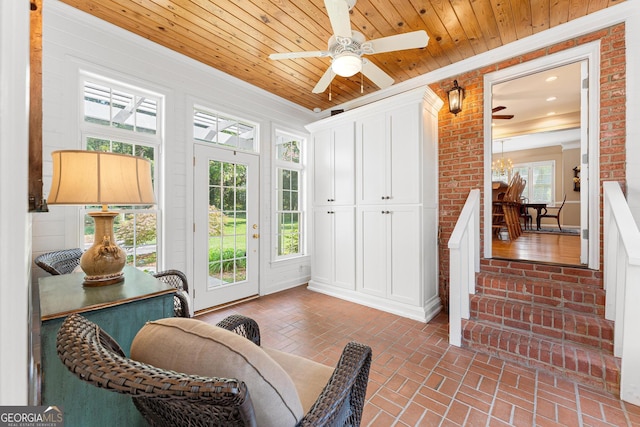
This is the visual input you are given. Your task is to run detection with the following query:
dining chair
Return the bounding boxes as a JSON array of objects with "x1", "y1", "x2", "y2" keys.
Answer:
[{"x1": 539, "y1": 194, "x2": 567, "y2": 231}]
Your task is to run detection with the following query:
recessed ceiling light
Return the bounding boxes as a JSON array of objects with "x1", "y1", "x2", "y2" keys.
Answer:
[
  {"x1": 546, "y1": 96, "x2": 557, "y2": 102},
  {"x1": 547, "y1": 111, "x2": 556, "y2": 116},
  {"x1": 545, "y1": 76, "x2": 558, "y2": 82}
]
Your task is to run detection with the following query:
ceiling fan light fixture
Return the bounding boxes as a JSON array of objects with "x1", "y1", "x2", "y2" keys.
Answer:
[
  {"x1": 331, "y1": 53, "x2": 362, "y2": 77},
  {"x1": 447, "y1": 80, "x2": 465, "y2": 115}
]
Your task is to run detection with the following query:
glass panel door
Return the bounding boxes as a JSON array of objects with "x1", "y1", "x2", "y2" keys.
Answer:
[{"x1": 194, "y1": 145, "x2": 259, "y2": 311}]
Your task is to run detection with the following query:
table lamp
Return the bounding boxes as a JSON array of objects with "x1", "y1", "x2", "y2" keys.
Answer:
[{"x1": 47, "y1": 150, "x2": 156, "y2": 286}]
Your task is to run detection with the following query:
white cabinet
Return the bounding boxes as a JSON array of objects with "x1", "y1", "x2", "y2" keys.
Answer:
[
  {"x1": 358, "y1": 205, "x2": 421, "y2": 305},
  {"x1": 312, "y1": 206, "x2": 355, "y2": 290},
  {"x1": 313, "y1": 122, "x2": 355, "y2": 206},
  {"x1": 306, "y1": 87, "x2": 443, "y2": 323},
  {"x1": 357, "y1": 104, "x2": 421, "y2": 205}
]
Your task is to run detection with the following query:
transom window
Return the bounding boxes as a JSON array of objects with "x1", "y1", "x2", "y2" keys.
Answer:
[
  {"x1": 274, "y1": 130, "x2": 305, "y2": 260},
  {"x1": 193, "y1": 107, "x2": 257, "y2": 152},
  {"x1": 80, "y1": 76, "x2": 162, "y2": 272}
]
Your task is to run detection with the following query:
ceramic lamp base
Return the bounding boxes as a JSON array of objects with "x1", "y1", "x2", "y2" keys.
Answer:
[{"x1": 80, "y1": 211, "x2": 126, "y2": 287}]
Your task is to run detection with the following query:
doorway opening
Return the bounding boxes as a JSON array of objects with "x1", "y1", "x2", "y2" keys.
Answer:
[{"x1": 483, "y1": 44, "x2": 600, "y2": 269}]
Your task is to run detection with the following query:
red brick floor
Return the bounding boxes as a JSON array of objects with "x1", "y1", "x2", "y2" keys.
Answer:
[{"x1": 197, "y1": 286, "x2": 640, "y2": 426}]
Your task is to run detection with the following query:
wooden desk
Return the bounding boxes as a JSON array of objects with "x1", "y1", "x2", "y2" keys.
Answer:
[
  {"x1": 524, "y1": 203, "x2": 548, "y2": 230},
  {"x1": 38, "y1": 266, "x2": 175, "y2": 427}
]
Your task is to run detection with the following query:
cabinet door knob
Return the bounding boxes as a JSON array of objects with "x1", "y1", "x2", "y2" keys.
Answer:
[
  {"x1": 381, "y1": 196, "x2": 385, "y2": 200},
  {"x1": 386, "y1": 196, "x2": 391, "y2": 200},
  {"x1": 385, "y1": 210, "x2": 390, "y2": 214}
]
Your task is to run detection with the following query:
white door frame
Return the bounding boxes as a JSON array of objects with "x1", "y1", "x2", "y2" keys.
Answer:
[
  {"x1": 193, "y1": 144, "x2": 260, "y2": 311},
  {"x1": 483, "y1": 42, "x2": 601, "y2": 269}
]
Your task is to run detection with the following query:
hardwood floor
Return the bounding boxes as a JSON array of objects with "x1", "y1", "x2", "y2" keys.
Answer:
[{"x1": 492, "y1": 231, "x2": 582, "y2": 265}]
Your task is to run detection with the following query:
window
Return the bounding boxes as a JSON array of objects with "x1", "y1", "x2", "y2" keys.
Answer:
[
  {"x1": 274, "y1": 130, "x2": 305, "y2": 259},
  {"x1": 80, "y1": 77, "x2": 162, "y2": 272},
  {"x1": 513, "y1": 161, "x2": 555, "y2": 204},
  {"x1": 193, "y1": 107, "x2": 257, "y2": 152}
]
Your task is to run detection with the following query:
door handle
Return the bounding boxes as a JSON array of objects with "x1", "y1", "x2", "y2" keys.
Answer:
[{"x1": 252, "y1": 233, "x2": 260, "y2": 239}]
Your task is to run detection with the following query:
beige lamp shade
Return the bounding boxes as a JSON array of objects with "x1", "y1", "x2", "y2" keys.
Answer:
[
  {"x1": 48, "y1": 150, "x2": 155, "y2": 206},
  {"x1": 47, "y1": 150, "x2": 156, "y2": 286}
]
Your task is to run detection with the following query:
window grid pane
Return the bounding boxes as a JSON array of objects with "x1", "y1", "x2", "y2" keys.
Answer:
[
  {"x1": 82, "y1": 78, "x2": 161, "y2": 273},
  {"x1": 207, "y1": 160, "x2": 248, "y2": 288},
  {"x1": 84, "y1": 81, "x2": 158, "y2": 134},
  {"x1": 193, "y1": 108, "x2": 256, "y2": 152},
  {"x1": 276, "y1": 167, "x2": 301, "y2": 257},
  {"x1": 512, "y1": 161, "x2": 555, "y2": 204}
]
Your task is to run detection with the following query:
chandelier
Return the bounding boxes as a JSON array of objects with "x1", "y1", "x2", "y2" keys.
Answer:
[{"x1": 492, "y1": 141, "x2": 513, "y2": 178}]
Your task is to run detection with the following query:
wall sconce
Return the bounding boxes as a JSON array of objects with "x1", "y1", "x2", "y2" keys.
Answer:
[{"x1": 447, "y1": 80, "x2": 464, "y2": 115}]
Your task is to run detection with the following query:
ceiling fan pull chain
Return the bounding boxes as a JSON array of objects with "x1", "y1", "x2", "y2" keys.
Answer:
[
  {"x1": 329, "y1": 80, "x2": 332, "y2": 101},
  {"x1": 361, "y1": 72, "x2": 364, "y2": 93}
]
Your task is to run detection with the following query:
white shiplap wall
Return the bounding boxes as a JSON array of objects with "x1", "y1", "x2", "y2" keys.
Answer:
[
  {"x1": 34, "y1": 0, "x2": 316, "y2": 299},
  {"x1": 0, "y1": 0, "x2": 30, "y2": 405}
]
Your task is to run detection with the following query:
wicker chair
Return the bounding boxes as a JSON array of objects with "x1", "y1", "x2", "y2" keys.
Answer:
[
  {"x1": 57, "y1": 313, "x2": 372, "y2": 427},
  {"x1": 153, "y1": 269, "x2": 191, "y2": 318},
  {"x1": 34, "y1": 248, "x2": 83, "y2": 275}
]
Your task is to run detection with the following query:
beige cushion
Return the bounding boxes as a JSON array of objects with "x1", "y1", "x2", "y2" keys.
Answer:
[
  {"x1": 130, "y1": 318, "x2": 303, "y2": 427},
  {"x1": 264, "y1": 348, "x2": 334, "y2": 413}
]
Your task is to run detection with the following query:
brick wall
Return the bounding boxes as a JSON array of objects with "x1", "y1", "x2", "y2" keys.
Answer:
[{"x1": 430, "y1": 23, "x2": 626, "y2": 311}]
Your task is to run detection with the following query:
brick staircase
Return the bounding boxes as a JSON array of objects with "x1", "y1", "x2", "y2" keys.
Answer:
[{"x1": 462, "y1": 267, "x2": 620, "y2": 394}]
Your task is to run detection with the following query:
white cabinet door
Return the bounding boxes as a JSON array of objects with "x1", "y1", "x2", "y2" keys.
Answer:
[
  {"x1": 357, "y1": 105, "x2": 421, "y2": 205},
  {"x1": 388, "y1": 206, "x2": 421, "y2": 305},
  {"x1": 358, "y1": 207, "x2": 388, "y2": 297},
  {"x1": 313, "y1": 123, "x2": 355, "y2": 206},
  {"x1": 357, "y1": 114, "x2": 387, "y2": 205},
  {"x1": 313, "y1": 129, "x2": 333, "y2": 206},
  {"x1": 389, "y1": 105, "x2": 421, "y2": 205},
  {"x1": 312, "y1": 207, "x2": 355, "y2": 290},
  {"x1": 333, "y1": 123, "x2": 355, "y2": 205},
  {"x1": 358, "y1": 205, "x2": 421, "y2": 305},
  {"x1": 312, "y1": 208, "x2": 333, "y2": 284},
  {"x1": 333, "y1": 206, "x2": 355, "y2": 289}
]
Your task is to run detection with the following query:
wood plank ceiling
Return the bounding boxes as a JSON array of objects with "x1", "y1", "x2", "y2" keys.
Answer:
[{"x1": 59, "y1": 0, "x2": 623, "y2": 112}]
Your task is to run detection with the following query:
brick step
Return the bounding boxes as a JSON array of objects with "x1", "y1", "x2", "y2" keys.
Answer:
[
  {"x1": 462, "y1": 319, "x2": 620, "y2": 394},
  {"x1": 476, "y1": 271, "x2": 605, "y2": 316},
  {"x1": 470, "y1": 294, "x2": 614, "y2": 352}
]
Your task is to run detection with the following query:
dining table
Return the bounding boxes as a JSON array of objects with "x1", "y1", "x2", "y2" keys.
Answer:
[{"x1": 524, "y1": 203, "x2": 548, "y2": 230}]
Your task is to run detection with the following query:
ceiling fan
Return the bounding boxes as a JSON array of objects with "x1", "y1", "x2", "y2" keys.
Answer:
[
  {"x1": 268, "y1": 0, "x2": 429, "y2": 94},
  {"x1": 492, "y1": 106, "x2": 514, "y2": 120}
]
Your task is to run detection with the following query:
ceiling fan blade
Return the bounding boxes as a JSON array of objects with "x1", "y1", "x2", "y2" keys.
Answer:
[
  {"x1": 492, "y1": 114, "x2": 514, "y2": 119},
  {"x1": 312, "y1": 68, "x2": 336, "y2": 93},
  {"x1": 366, "y1": 30, "x2": 429, "y2": 54},
  {"x1": 325, "y1": 0, "x2": 352, "y2": 38},
  {"x1": 269, "y1": 51, "x2": 329, "y2": 60},
  {"x1": 492, "y1": 106, "x2": 506, "y2": 113},
  {"x1": 361, "y1": 59, "x2": 394, "y2": 89}
]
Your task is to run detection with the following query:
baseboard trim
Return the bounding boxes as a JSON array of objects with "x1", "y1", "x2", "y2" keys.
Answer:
[{"x1": 307, "y1": 280, "x2": 442, "y2": 323}]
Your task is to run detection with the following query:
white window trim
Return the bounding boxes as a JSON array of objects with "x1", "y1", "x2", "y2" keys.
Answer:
[
  {"x1": 272, "y1": 128, "x2": 306, "y2": 262},
  {"x1": 78, "y1": 72, "x2": 165, "y2": 270},
  {"x1": 193, "y1": 104, "x2": 260, "y2": 153}
]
